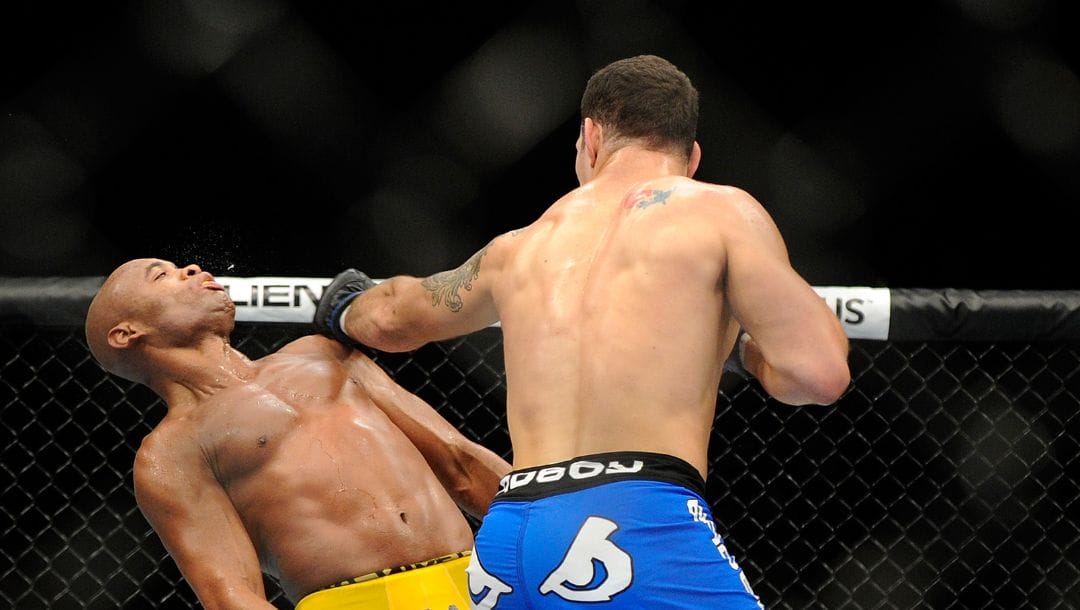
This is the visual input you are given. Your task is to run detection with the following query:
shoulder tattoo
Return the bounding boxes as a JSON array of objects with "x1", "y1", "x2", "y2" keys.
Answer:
[
  {"x1": 622, "y1": 187, "x2": 674, "y2": 210},
  {"x1": 421, "y1": 245, "x2": 489, "y2": 312}
]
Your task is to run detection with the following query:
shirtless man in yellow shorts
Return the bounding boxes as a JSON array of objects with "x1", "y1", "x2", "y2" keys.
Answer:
[{"x1": 84, "y1": 257, "x2": 511, "y2": 609}]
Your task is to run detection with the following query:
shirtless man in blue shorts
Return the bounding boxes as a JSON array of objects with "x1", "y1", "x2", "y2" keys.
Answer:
[{"x1": 314, "y1": 55, "x2": 851, "y2": 608}]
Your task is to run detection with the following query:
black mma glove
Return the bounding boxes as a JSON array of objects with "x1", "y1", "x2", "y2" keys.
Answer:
[
  {"x1": 722, "y1": 330, "x2": 752, "y2": 378},
  {"x1": 313, "y1": 268, "x2": 376, "y2": 347}
]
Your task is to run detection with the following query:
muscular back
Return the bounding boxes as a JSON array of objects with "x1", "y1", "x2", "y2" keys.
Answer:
[
  {"x1": 491, "y1": 177, "x2": 758, "y2": 475},
  {"x1": 352, "y1": 152, "x2": 845, "y2": 477},
  {"x1": 134, "y1": 336, "x2": 474, "y2": 601}
]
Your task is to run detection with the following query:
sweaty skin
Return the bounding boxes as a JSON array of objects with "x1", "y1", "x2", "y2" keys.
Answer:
[
  {"x1": 341, "y1": 119, "x2": 850, "y2": 478},
  {"x1": 85, "y1": 259, "x2": 509, "y2": 608}
]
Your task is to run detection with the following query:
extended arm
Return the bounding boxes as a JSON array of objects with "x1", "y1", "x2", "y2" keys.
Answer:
[
  {"x1": 345, "y1": 350, "x2": 511, "y2": 519},
  {"x1": 314, "y1": 239, "x2": 504, "y2": 353},
  {"x1": 133, "y1": 437, "x2": 274, "y2": 610},
  {"x1": 721, "y1": 189, "x2": 851, "y2": 405}
]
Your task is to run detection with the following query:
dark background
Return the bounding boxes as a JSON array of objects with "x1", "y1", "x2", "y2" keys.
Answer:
[
  {"x1": 2, "y1": 1, "x2": 1078, "y2": 289},
  {"x1": 3, "y1": 4, "x2": 1080, "y2": 608}
]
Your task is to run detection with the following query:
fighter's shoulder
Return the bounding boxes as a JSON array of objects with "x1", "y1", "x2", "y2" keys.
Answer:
[
  {"x1": 668, "y1": 179, "x2": 757, "y2": 204},
  {"x1": 682, "y1": 183, "x2": 785, "y2": 252},
  {"x1": 133, "y1": 419, "x2": 199, "y2": 479},
  {"x1": 627, "y1": 182, "x2": 772, "y2": 254},
  {"x1": 274, "y1": 334, "x2": 350, "y2": 359},
  {"x1": 484, "y1": 223, "x2": 536, "y2": 259}
]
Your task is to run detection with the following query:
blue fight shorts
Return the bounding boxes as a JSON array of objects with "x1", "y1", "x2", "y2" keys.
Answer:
[{"x1": 466, "y1": 451, "x2": 765, "y2": 609}]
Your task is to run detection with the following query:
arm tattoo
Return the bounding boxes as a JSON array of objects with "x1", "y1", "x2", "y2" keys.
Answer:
[{"x1": 421, "y1": 245, "x2": 489, "y2": 312}]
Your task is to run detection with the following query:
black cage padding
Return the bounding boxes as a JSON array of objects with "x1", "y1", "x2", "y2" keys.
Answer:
[{"x1": 889, "y1": 288, "x2": 1080, "y2": 341}]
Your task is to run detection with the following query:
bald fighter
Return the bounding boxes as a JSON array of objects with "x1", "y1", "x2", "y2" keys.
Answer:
[
  {"x1": 315, "y1": 55, "x2": 851, "y2": 608},
  {"x1": 84, "y1": 258, "x2": 511, "y2": 609}
]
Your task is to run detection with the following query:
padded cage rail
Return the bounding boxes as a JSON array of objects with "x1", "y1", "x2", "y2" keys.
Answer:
[{"x1": 1, "y1": 278, "x2": 1079, "y2": 609}]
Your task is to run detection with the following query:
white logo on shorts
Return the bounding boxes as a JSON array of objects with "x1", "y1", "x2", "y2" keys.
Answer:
[
  {"x1": 539, "y1": 516, "x2": 633, "y2": 602},
  {"x1": 498, "y1": 459, "x2": 644, "y2": 494}
]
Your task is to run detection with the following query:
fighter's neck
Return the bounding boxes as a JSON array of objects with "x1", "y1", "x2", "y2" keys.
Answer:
[
  {"x1": 149, "y1": 342, "x2": 259, "y2": 412},
  {"x1": 593, "y1": 146, "x2": 689, "y2": 180}
]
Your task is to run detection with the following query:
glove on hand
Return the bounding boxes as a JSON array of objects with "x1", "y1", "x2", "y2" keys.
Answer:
[
  {"x1": 313, "y1": 268, "x2": 376, "y2": 347},
  {"x1": 722, "y1": 330, "x2": 752, "y2": 378}
]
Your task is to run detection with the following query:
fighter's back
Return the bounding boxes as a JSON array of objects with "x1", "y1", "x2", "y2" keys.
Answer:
[{"x1": 492, "y1": 175, "x2": 751, "y2": 475}]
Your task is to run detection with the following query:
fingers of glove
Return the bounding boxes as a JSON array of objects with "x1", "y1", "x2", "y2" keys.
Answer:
[{"x1": 314, "y1": 269, "x2": 376, "y2": 345}]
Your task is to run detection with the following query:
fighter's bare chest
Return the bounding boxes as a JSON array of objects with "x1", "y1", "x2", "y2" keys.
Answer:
[{"x1": 195, "y1": 370, "x2": 352, "y2": 479}]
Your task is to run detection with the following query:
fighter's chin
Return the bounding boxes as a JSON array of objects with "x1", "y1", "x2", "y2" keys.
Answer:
[{"x1": 210, "y1": 291, "x2": 237, "y2": 319}]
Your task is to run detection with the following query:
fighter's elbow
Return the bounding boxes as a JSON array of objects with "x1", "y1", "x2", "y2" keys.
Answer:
[
  {"x1": 764, "y1": 356, "x2": 851, "y2": 406},
  {"x1": 369, "y1": 329, "x2": 425, "y2": 353},
  {"x1": 806, "y1": 361, "x2": 851, "y2": 405},
  {"x1": 363, "y1": 308, "x2": 427, "y2": 353},
  {"x1": 796, "y1": 351, "x2": 852, "y2": 404},
  {"x1": 795, "y1": 332, "x2": 852, "y2": 404}
]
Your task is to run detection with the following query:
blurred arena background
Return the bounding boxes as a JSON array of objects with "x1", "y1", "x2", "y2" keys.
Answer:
[
  {"x1": 1, "y1": 0, "x2": 1077, "y2": 288},
  {"x1": 3, "y1": 2, "x2": 1080, "y2": 609}
]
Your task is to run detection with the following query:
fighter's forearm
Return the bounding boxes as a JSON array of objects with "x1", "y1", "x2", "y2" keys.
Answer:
[
  {"x1": 344, "y1": 276, "x2": 437, "y2": 352},
  {"x1": 446, "y1": 441, "x2": 512, "y2": 520},
  {"x1": 743, "y1": 335, "x2": 850, "y2": 406},
  {"x1": 191, "y1": 587, "x2": 278, "y2": 610},
  {"x1": 346, "y1": 273, "x2": 496, "y2": 352}
]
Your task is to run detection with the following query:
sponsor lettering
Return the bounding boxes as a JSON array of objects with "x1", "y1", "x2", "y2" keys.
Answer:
[
  {"x1": 498, "y1": 459, "x2": 644, "y2": 494},
  {"x1": 687, "y1": 499, "x2": 764, "y2": 609},
  {"x1": 813, "y1": 287, "x2": 891, "y2": 340},
  {"x1": 822, "y1": 295, "x2": 867, "y2": 325},
  {"x1": 223, "y1": 283, "x2": 321, "y2": 308}
]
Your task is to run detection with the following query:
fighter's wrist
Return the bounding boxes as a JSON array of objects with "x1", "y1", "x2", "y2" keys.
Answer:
[
  {"x1": 737, "y1": 331, "x2": 751, "y2": 368},
  {"x1": 337, "y1": 300, "x2": 353, "y2": 337}
]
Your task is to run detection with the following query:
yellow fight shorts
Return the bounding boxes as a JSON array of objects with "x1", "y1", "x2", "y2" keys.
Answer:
[{"x1": 295, "y1": 551, "x2": 471, "y2": 610}]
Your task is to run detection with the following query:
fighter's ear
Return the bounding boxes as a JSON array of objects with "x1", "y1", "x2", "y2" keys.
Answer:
[
  {"x1": 583, "y1": 117, "x2": 601, "y2": 167},
  {"x1": 687, "y1": 141, "x2": 701, "y2": 178},
  {"x1": 107, "y1": 322, "x2": 145, "y2": 350}
]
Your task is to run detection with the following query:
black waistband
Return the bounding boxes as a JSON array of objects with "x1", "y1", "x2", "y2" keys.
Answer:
[{"x1": 493, "y1": 451, "x2": 706, "y2": 502}]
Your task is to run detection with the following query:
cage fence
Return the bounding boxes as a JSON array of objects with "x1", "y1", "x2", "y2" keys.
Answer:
[{"x1": 1, "y1": 281, "x2": 1078, "y2": 609}]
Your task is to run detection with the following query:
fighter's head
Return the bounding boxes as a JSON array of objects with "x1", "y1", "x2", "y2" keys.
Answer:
[
  {"x1": 84, "y1": 258, "x2": 234, "y2": 384},
  {"x1": 579, "y1": 54, "x2": 699, "y2": 160}
]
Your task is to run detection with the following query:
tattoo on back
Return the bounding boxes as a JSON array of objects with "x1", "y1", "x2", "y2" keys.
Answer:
[
  {"x1": 622, "y1": 187, "x2": 674, "y2": 209},
  {"x1": 421, "y1": 246, "x2": 488, "y2": 312}
]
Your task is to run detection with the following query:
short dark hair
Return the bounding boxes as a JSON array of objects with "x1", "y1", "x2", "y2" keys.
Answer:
[{"x1": 580, "y1": 54, "x2": 699, "y2": 158}]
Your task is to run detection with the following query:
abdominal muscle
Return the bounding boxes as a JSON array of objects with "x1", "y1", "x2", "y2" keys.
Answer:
[{"x1": 214, "y1": 400, "x2": 472, "y2": 601}]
